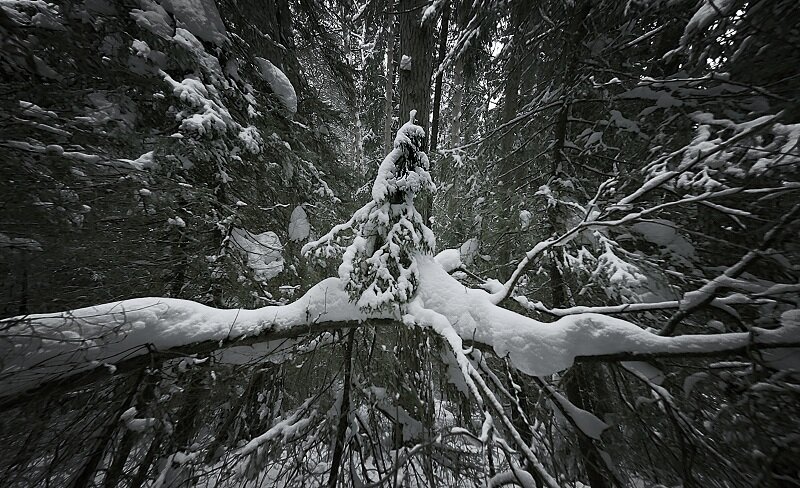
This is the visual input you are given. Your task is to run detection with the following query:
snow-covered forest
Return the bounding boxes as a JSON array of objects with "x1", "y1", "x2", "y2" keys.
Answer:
[{"x1": 1, "y1": 0, "x2": 799, "y2": 486}]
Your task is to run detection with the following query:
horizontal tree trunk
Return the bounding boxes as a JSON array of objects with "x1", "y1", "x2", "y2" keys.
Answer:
[{"x1": 2, "y1": 316, "x2": 798, "y2": 413}]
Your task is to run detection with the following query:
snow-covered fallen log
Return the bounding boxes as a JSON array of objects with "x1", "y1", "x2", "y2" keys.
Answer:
[
  {"x1": 3, "y1": 255, "x2": 799, "y2": 410},
  {"x1": 0, "y1": 278, "x2": 386, "y2": 407}
]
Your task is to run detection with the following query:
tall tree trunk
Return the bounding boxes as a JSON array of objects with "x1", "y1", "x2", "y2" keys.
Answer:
[
  {"x1": 265, "y1": 0, "x2": 304, "y2": 98},
  {"x1": 429, "y1": 3, "x2": 450, "y2": 153},
  {"x1": 500, "y1": 0, "x2": 525, "y2": 157},
  {"x1": 383, "y1": 12, "x2": 397, "y2": 154},
  {"x1": 397, "y1": 0, "x2": 434, "y2": 143},
  {"x1": 546, "y1": 2, "x2": 614, "y2": 487},
  {"x1": 448, "y1": 0, "x2": 467, "y2": 149},
  {"x1": 326, "y1": 330, "x2": 356, "y2": 488},
  {"x1": 71, "y1": 373, "x2": 143, "y2": 488},
  {"x1": 441, "y1": 0, "x2": 467, "y2": 234},
  {"x1": 18, "y1": 250, "x2": 28, "y2": 314},
  {"x1": 496, "y1": 0, "x2": 529, "y2": 276},
  {"x1": 398, "y1": 0, "x2": 435, "y2": 224},
  {"x1": 105, "y1": 370, "x2": 160, "y2": 487},
  {"x1": 344, "y1": 8, "x2": 365, "y2": 166},
  {"x1": 448, "y1": 56, "x2": 463, "y2": 147}
]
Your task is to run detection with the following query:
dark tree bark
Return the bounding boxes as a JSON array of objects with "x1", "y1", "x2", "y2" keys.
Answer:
[
  {"x1": 398, "y1": 0, "x2": 435, "y2": 224},
  {"x1": 496, "y1": 0, "x2": 532, "y2": 276},
  {"x1": 499, "y1": 0, "x2": 526, "y2": 157},
  {"x1": 383, "y1": 11, "x2": 397, "y2": 154},
  {"x1": 545, "y1": 2, "x2": 614, "y2": 487},
  {"x1": 397, "y1": 0, "x2": 435, "y2": 144},
  {"x1": 429, "y1": 2, "x2": 450, "y2": 153},
  {"x1": 265, "y1": 0, "x2": 304, "y2": 97},
  {"x1": 326, "y1": 330, "x2": 356, "y2": 488},
  {"x1": 105, "y1": 370, "x2": 159, "y2": 487},
  {"x1": 236, "y1": 0, "x2": 304, "y2": 101},
  {"x1": 447, "y1": 0, "x2": 467, "y2": 148},
  {"x1": 70, "y1": 373, "x2": 143, "y2": 488}
]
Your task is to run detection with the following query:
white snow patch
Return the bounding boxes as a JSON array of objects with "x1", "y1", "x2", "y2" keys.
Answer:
[
  {"x1": 434, "y1": 248, "x2": 462, "y2": 273},
  {"x1": 681, "y1": 0, "x2": 735, "y2": 46},
  {"x1": 459, "y1": 238, "x2": 480, "y2": 266},
  {"x1": 411, "y1": 255, "x2": 800, "y2": 378},
  {"x1": 121, "y1": 151, "x2": 156, "y2": 171},
  {"x1": 161, "y1": 0, "x2": 228, "y2": 45},
  {"x1": 19, "y1": 100, "x2": 57, "y2": 119},
  {"x1": 126, "y1": 417, "x2": 157, "y2": 432},
  {"x1": 0, "y1": 278, "x2": 373, "y2": 398},
  {"x1": 167, "y1": 216, "x2": 186, "y2": 228},
  {"x1": 0, "y1": 233, "x2": 43, "y2": 252},
  {"x1": 238, "y1": 403, "x2": 314, "y2": 457},
  {"x1": 781, "y1": 309, "x2": 800, "y2": 328},
  {"x1": 130, "y1": 2, "x2": 173, "y2": 40},
  {"x1": 621, "y1": 361, "x2": 665, "y2": 385},
  {"x1": 519, "y1": 209, "x2": 532, "y2": 230},
  {"x1": 288, "y1": 206, "x2": 310, "y2": 242},
  {"x1": 3, "y1": 254, "x2": 800, "y2": 402},
  {"x1": 131, "y1": 39, "x2": 151, "y2": 58},
  {"x1": 230, "y1": 228, "x2": 284, "y2": 281},
  {"x1": 546, "y1": 385, "x2": 609, "y2": 440},
  {"x1": 238, "y1": 125, "x2": 263, "y2": 154},
  {"x1": 160, "y1": 71, "x2": 236, "y2": 134},
  {"x1": 631, "y1": 219, "x2": 695, "y2": 261},
  {"x1": 254, "y1": 57, "x2": 297, "y2": 113}
]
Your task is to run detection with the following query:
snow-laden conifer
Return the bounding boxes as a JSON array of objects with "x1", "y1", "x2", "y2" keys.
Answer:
[{"x1": 303, "y1": 110, "x2": 435, "y2": 311}]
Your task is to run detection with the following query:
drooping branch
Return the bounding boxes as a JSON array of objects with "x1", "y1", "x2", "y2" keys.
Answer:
[
  {"x1": 495, "y1": 182, "x2": 800, "y2": 303},
  {"x1": 658, "y1": 202, "x2": 800, "y2": 336}
]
